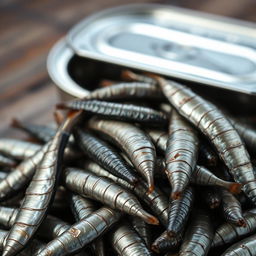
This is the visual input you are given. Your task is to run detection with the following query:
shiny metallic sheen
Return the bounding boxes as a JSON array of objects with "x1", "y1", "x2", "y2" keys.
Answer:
[
  {"x1": 166, "y1": 110, "x2": 199, "y2": 199},
  {"x1": 37, "y1": 207, "x2": 121, "y2": 256},
  {"x1": 167, "y1": 187, "x2": 194, "y2": 237},
  {"x1": 88, "y1": 118, "x2": 156, "y2": 192},
  {"x1": 179, "y1": 211, "x2": 213, "y2": 256},
  {"x1": 156, "y1": 76, "x2": 256, "y2": 203},
  {"x1": 0, "y1": 139, "x2": 40, "y2": 160},
  {"x1": 63, "y1": 167, "x2": 159, "y2": 225},
  {"x1": 221, "y1": 234, "x2": 256, "y2": 256},
  {"x1": 74, "y1": 129, "x2": 138, "y2": 184},
  {"x1": 68, "y1": 4, "x2": 256, "y2": 95},
  {"x1": 110, "y1": 223, "x2": 152, "y2": 256},
  {"x1": 192, "y1": 165, "x2": 241, "y2": 193},
  {"x1": 58, "y1": 100, "x2": 167, "y2": 125},
  {"x1": 212, "y1": 210, "x2": 256, "y2": 247},
  {"x1": 3, "y1": 111, "x2": 81, "y2": 256}
]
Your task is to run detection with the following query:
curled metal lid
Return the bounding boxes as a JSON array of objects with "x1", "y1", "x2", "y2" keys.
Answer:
[{"x1": 67, "y1": 4, "x2": 256, "y2": 95}]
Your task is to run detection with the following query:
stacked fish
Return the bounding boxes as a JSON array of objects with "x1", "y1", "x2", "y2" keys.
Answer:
[{"x1": 0, "y1": 70, "x2": 256, "y2": 256}]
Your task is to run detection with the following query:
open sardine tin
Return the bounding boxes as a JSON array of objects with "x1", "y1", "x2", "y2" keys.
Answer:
[{"x1": 47, "y1": 4, "x2": 256, "y2": 112}]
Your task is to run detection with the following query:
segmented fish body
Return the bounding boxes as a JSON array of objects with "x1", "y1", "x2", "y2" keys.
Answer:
[
  {"x1": 0, "y1": 206, "x2": 17, "y2": 228},
  {"x1": 212, "y1": 210, "x2": 256, "y2": 247},
  {"x1": 110, "y1": 223, "x2": 152, "y2": 256},
  {"x1": 83, "y1": 161, "x2": 168, "y2": 225},
  {"x1": 0, "y1": 230, "x2": 8, "y2": 251},
  {"x1": 74, "y1": 129, "x2": 138, "y2": 184},
  {"x1": 167, "y1": 187, "x2": 194, "y2": 237},
  {"x1": 155, "y1": 77, "x2": 256, "y2": 203},
  {"x1": 69, "y1": 194, "x2": 96, "y2": 220},
  {"x1": 0, "y1": 139, "x2": 40, "y2": 160},
  {"x1": 121, "y1": 70, "x2": 156, "y2": 84},
  {"x1": 192, "y1": 165, "x2": 241, "y2": 194},
  {"x1": 64, "y1": 168, "x2": 159, "y2": 225},
  {"x1": 88, "y1": 118, "x2": 156, "y2": 192},
  {"x1": 198, "y1": 143, "x2": 218, "y2": 167},
  {"x1": 0, "y1": 205, "x2": 72, "y2": 240},
  {"x1": 166, "y1": 110, "x2": 199, "y2": 199},
  {"x1": 131, "y1": 217, "x2": 151, "y2": 248},
  {"x1": 151, "y1": 231, "x2": 181, "y2": 254},
  {"x1": 58, "y1": 100, "x2": 167, "y2": 125},
  {"x1": 0, "y1": 142, "x2": 48, "y2": 201},
  {"x1": 179, "y1": 211, "x2": 213, "y2": 256},
  {"x1": 37, "y1": 207, "x2": 121, "y2": 256},
  {"x1": 221, "y1": 188, "x2": 246, "y2": 227},
  {"x1": 11, "y1": 119, "x2": 56, "y2": 143},
  {"x1": 221, "y1": 234, "x2": 256, "y2": 256},
  {"x1": 3, "y1": 111, "x2": 81, "y2": 256},
  {"x1": 146, "y1": 129, "x2": 168, "y2": 152},
  {"x1": 0, "y1": 154, "x2": 16, "y2": 168},
  {"x1": 83, "y1": 82, "x2": 163, "y2": 101},
  {"x1": 230, "y1": 119, "x2": 256, "y2": 154}
]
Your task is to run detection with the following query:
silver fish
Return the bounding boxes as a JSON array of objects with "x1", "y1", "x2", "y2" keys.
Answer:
[
  {"x1": 192, "y1": 165, "x2": 241, "y2": 194},
  {"x1": 36, "y1": 207, "x2": 121, "y2": 256},
  {"x1": 165, "y1": 110, "x2": 199, "y2": 199},
  {"x1": 179, "y1": 211, "x2": 213, "y2": 256},
  {"x1": 88, "y1": 118, "x2": 156, "y2": 193},
  {"x1": 64, "y1": 167, "x2": 159, "y2": 225},
  {"x1": 221, "y1": 233, "x2": 256, "y2": 256},
  {"x1": 83, "y1": 161, "x2": 168, "y2": 225},
  {"x1": 3, "y1": 111, "x2": 82, "y2": 256},
  {"x1": 154, "y1": 76, "x2": 256, "y2": 203},
  {"x1": 0, "y1": 139, "x2": 40, "y2": 160},
  {"x1": 0, "y1": 142, "x2": 49, "y2": 201},
  {"x1": 110, "y1": 223, "x2": 152, "y2": 256}
]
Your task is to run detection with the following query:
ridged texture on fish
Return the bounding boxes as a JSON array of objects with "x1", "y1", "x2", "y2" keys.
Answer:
[
  {"x1": 74, "y1": 129, "x2": 138, "y2": 184},
  {"x1": 83, "y1": 161, "x2": 168, "y2": 226},
  {"x1": 221, "y1": 234, "x2": 256, "y2": 256},
  {"x1": 3, "y1": 111, "x2": 81, "y2": 256},
  {"x1": 0, "y1": 143, "x2": 48, "y2": 201},
  {"x1": 63, "y1": 167, "x2": 158, "y2": 225},
  {"x1": 212, "y1": 211, "x2": 256, "y2": 247},
  {"x1": 11, "y1": 119, "x2": 56, "y2": 143},
  {"x1": 192, "y1": 165, "x2": 241, "y2": 194},
  {"x1": 151, "y1": 231, "x2": 181, "y2": 254},
  {"x1": 82, "y1": 82, "x2": 163, "y2": 101},
  {"x1": 58, "y1": 100, "x2": 167, "y2": 125},
  {"x1": 156, "y1": 77, "x2": 256, "y2": 203},
  {"x1": 230, "y1": 118, "x2": 256, "y2": 154},
  {"x1": 131, "y1": 217, "x2": 151, "y2": 248},
  {"x1": 165, "y1": 110, "x2": 199, "y2": 199},
  {"x1": 146, "y1": 129, "x2": 168, "y2": 152},
  {"x1": 37, "y1": 207, "x2": 121, "y2": 256},
  {"x1": 110, "y1": 223, "x2": 152, "y2": 256},
  {"x1": 167, "y1": 187, "x2": 194, "y2": 237},
  {"x1": 179, "y1": 211, "x2": 213, "y2": 256},
  {"x1": 0, "y1": 139, "x2": 40, "y2": 160},
  {"x1": 220, "y1": 188, "x2": 245, "y2": 227},
  {"x1": 88, "y1": 118, "x2": 156, "y2": 192}
]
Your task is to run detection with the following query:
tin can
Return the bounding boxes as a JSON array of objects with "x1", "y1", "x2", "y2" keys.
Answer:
[{"x1": 47, "y1": 4, "x2": 256, "y2": 112}]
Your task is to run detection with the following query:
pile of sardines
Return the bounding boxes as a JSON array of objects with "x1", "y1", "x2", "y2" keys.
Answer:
[{"x1": 0, "y1": 70, "x2": 256, "y2": 256}]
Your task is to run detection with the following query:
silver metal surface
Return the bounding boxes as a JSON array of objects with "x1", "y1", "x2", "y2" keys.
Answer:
[
  {"x1": 67, "y1": 4, "x2": 256, "y2": 95},
  {"x1": 47, "y1": 39, "x2": 89, "y2": 100}
]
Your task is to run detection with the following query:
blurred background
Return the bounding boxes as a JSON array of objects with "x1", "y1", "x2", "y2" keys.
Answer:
[{"x1": 0, "y1": 0, "x2": 255, "y2": 136}]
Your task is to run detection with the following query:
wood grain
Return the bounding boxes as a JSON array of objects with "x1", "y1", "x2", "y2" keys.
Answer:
[{"x1": 0, "y1": 0, "x2": 255, "y2": 136}]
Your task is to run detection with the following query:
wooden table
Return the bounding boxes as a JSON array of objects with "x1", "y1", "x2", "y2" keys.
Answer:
[{"x1": 0, "y1": 0, "x2": 255, "y2": 137}]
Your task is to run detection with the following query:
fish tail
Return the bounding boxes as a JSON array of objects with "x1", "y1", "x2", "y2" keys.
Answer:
[{"x1": 228, "y1": 183, "x2": 242, "y2": 194}]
